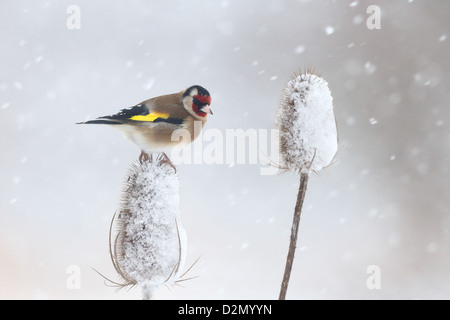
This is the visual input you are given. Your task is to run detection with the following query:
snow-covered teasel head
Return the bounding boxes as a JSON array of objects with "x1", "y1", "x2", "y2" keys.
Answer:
[
  {"x1": 106, "y1": 155, "x2": 186, "y2": 300},
  {"x1": 277, "y1": 69, "x2": 338, "y2": 173}
]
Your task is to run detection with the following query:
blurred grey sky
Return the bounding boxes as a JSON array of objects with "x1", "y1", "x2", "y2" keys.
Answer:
[{"x1": 0, "y1": 0, "x2": 449, "y2": 299}]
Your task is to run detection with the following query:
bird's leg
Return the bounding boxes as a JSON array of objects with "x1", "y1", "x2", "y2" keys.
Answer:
[
  {"x1": 161, "y1": 152, "x2": 177, "y2": 173},
  {"x1": 139, "y1": 150, "x2": 150, "y2": 164}
]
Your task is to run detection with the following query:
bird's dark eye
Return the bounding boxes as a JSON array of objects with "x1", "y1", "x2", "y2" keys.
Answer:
[
  {"x1": 193, "y1": 98, "x2": 208, "y2": 110},
  {"x1": 193, "y1": 94, "x2": 212, "y2": 107}
]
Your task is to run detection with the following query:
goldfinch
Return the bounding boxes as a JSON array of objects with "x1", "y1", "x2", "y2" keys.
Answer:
[{"x1": 78, "y1": 85, "x2": 212, "y2": 164}]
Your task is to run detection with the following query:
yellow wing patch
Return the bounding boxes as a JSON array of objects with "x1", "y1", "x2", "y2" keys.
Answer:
[{"x1": 129, "y1": 112, "x2": 170, "y2": 122}]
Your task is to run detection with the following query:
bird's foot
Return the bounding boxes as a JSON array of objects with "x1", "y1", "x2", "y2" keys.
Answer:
[
  {"x1": 161, "y1": 152, "x2": 177, "y2": 173},
  {"x1": 139, "y1": 151, "x2": 150, "y2": 164}
]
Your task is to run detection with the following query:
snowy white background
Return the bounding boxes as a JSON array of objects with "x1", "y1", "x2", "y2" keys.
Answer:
[{"x1": 1, "y1": 0, "x2": 449, "y2": 299}]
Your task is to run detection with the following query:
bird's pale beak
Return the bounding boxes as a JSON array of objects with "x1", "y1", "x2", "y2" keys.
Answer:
[{"x1": 201, "y1": 105, "x2": 213, "y2": 115}]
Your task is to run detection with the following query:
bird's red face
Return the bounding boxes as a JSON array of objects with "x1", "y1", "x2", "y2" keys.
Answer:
[{"x1": 192, "y1": 94, "x2": 213, "y2": 117}]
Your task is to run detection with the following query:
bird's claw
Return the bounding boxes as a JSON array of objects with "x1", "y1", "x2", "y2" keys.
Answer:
[
  {"x1": 161, "y1": 153, "x2": 177, "y2": 173},
  {"x1": 139, "y1": 151, "x2": 150, "y2": 164}
]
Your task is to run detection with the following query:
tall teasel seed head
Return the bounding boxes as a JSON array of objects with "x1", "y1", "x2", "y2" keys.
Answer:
[
  {"x1": 277, "y1": 69, "x2": 338, "y2": 173},
  {"x1": 110, "y1": 155, "x2": 186, "y2": 300}
]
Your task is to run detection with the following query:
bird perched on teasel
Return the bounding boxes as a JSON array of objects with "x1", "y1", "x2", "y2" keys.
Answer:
[{"x1": 77, "y1": 85, "x2": 212, "y2": 166}]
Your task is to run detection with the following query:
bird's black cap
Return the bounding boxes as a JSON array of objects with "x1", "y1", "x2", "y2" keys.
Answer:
[{"x1": 183, "y1": 85, "x2": 210, "y2": 97}]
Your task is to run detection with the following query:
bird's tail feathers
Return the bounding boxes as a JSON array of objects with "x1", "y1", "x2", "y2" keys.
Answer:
[{"x1": 77, "y1": 119, "x2": 122, "y2": 125}]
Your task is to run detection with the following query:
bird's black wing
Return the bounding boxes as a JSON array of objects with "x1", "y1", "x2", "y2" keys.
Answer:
[
  {"x1": 99, "y1": 104, "x2": 149, "y2": 120},
  {"x1": 99, "y1": 103, "x2": 184, "y2": 125}
]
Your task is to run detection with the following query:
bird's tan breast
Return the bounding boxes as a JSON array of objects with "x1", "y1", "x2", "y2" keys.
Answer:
[
  {"x1": 123, "y1": 116, "x2": 207, "y2": 154},
  {"x1": 181, "y1": 116, "x2": 207, "y2": 143}
]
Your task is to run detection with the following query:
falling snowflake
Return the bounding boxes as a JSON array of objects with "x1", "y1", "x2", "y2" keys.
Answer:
[
  {"x1": 369, "y1": 117, "x2": 378, "y2": 125},
  {"x1": 325, "y1": 26, "x2": 335, "y2": 35}
]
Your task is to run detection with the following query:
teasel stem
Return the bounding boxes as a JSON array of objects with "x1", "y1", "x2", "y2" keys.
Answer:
[
  {"x1": 279, "y1": 172, "x2": 309, "y2": 300},
  {"x1": 276, "y1": 68, "x2": 337, "y2": 299}
]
